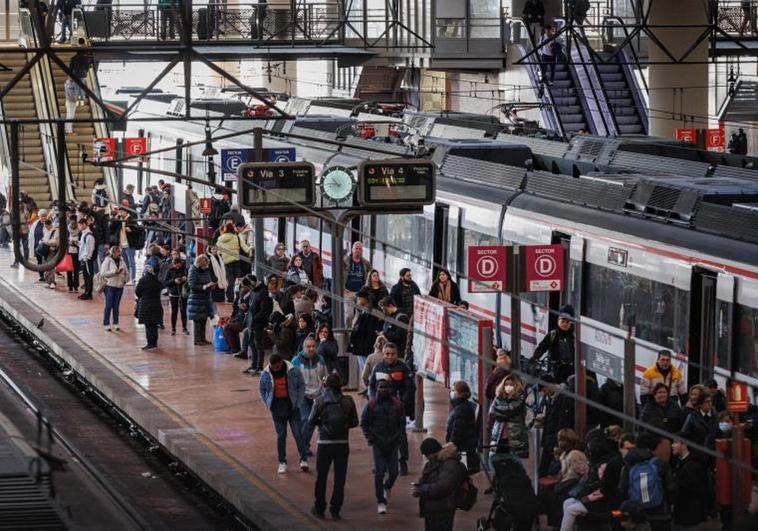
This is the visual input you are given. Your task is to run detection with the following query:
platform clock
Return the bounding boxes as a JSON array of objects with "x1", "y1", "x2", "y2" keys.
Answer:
[{"x1": 320, "y1": 166, "x2": 356, "y2": 204}]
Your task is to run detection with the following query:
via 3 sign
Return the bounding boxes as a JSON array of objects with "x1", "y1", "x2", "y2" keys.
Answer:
[
  {"x1": 467, "y1": 246, "x2": 507, "y2": 293},
  {"x1": 524, "y1": 244, "x2": 564, "y2": 292}
]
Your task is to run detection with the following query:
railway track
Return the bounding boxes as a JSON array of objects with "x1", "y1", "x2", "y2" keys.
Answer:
[{"x1": 0, "y1": 308, "x2": 248, "y2": 531}]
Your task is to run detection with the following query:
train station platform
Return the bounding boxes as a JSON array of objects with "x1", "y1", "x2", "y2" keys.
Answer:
[{"x1": 0, "y1": 248, "x2": 491, "y2": 530}]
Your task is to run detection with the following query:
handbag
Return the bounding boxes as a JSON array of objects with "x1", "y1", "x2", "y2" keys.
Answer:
[
  {"x1": 55, "y1": 254, "x2": 74, "y2": 273},
  {"x1": 93, "y1": 271, "x2": 107, "y2": 293}
]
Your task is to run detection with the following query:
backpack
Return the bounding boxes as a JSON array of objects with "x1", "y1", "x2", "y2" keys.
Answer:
[
  {"x1": 456, "y1": 462, "x2": 478, "y2": 511},
  {"x1": 320, "y1": 397, "x2": 351, "y2": 438},
  {"x1": 627, "y1": 457, "x2": 664, "y2": 509},
  {"x1": 157, "y1": 259, "x2": 172, "y2": 285},
  {"x1": 93, "y1": 271, "x2": 107, "y2": 293}
]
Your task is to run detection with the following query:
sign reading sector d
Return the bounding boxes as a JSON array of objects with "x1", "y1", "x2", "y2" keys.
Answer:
[
  {"x1": 524, "y1": 244, "x2": 564, "y2": 292},
  {"x1": 467, "y1": 246, "x2": 507, "y2": 293}
]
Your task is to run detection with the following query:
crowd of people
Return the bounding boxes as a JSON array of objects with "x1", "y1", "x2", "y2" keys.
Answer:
[{"x1": 3, "y1": 182, "x2": 757, "y2": 530}]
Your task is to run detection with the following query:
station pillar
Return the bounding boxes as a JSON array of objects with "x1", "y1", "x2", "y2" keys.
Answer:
[{"x1": 647, "y1": 0, "x2": 709, "y2": 138}]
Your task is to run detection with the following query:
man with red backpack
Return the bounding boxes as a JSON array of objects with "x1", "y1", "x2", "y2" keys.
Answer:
[{"x1": 361, "y1": 379, "x2": 406, "y2": 515}]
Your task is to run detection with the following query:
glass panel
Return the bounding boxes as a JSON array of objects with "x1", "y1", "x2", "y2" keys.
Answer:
[
  {"x1": 436, "y1": 18, "x2": 466, "y2": 38},
  {"x1": 470, "y1": 0, "x2": 500, "y2": 38},
  {"x1": 716, "y1": 300, "x2": 732, "y2": 370},
  {"x1": 735, "y1": 303, "x2": 758, "y2": 379}
]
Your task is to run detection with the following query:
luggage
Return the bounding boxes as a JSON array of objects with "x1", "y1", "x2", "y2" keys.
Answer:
[{"x1": 213, "y1": 324, "x2": 229, "y2": 352}]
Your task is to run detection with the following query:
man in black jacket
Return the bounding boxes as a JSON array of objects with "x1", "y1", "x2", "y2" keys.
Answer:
[
  {"x1": 379, "y1": 295, "x2": 410, "y2": 356},
  {"x1": 530, "y1": 304, "x2": 576, "y2": 383},
  {"x1": 389, "y1": 268, "x2": 420, "y2": 317},
  {"x1": 244, "y1": 274, "x2": 277, "y2": 375},
  {"x1": 412, "y1": 437, "x2": 466, "y2": 531},
  {"x1": 672, "y1": 434, "x2": 710, "y2": 531},
  {"x1": 361, "y1": 379, "x2": 406, "y2": 514},
  {"x1": 349, "y1": 289, "x2": 381, "y2": 380},
  {"x1": 308, "y1": 374, "x2": 359, "y2": 520}
]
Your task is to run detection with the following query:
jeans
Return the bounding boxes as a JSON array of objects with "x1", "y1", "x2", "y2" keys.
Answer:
[
  {"x1": 250, "y1": 327, "x2": 266, "y2": 370},
  {"x1": 561, "y1": 498, "x2": 588, "y2": 531},
  {"x1": 224, "y1": 261, "x2": 240, "y2": 302},
  {"x1": 159, "y1": 8, "x2": 176, "y2": 40},
  {"x1": 121, "y1": 247, "x2": 136, "y2": 282},
  {"x1": 169, "y1": 296, "x2": 187, "y2": 331},
  {"x1": 67, "y1": 255, "x2": 80, "y2": 290},
  {"x1": 314, "y1": 443, "x2": 349, "y2": 515},
  {"x1": 80, "y1": 258, "x2": 94, "y2": 297},
  {"x1": 65, "y1": 98, "x2": 77, "y2": 134},
  {"x1": 60, "y1": 14, "x2": 72, "y2": 42},
  {"x1": 18, "y1": 233, "x2": 29, "y2": 261},
  {"x1": 424, "y1": 513, "x2": 455, "y2": 531},
  {"x1": 541, "y1": 53, "x2": 557, "y2": 82},
  {"x1": 372, "y1": 445, "x2": 399, "y2": 503},
  {"x1": 272, "y1": 408, "x2": 307, "y2": 463},
  {"x1": 145, "y1": 323, "x2": 159, "y2": 347},
  {"x1": 223, "y1": 321, "x2": 244, "y2": 351},
  {"x1": 102, "y1": 285, "x2": 123, "y2": 326},
  {"x1": 194, "y1": 318, "x2": 207, "y2": 343},
  {"x1": 299, "y1": 397, "x2": 315, "y2": 451},
  {"x1": 400, "y1": 427, "x2": 408, "y2": 465}
]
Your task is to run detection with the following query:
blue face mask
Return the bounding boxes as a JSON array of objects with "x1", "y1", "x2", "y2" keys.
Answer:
[{"x1": 719, "y1": 422, "x2": 732, "y2": 433}]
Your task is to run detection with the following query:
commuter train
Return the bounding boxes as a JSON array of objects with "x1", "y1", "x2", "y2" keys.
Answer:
[{"x1": 127, "y1": 94, "x2": 758, "y2": 399}]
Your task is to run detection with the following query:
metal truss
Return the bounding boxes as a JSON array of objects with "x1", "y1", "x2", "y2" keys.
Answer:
[{"x1": 516, "y1": 0, "x2": 757, "y2": 67}]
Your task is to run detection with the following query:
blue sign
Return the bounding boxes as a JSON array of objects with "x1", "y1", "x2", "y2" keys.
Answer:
[{"x1": 222, "y1": 147, "x2": 297, "y2": 181}]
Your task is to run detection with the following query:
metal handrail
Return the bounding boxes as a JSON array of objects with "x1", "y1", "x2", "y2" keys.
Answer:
[
  {"x1": 572, "y1": 38, "x2": 618, "y2": 136},
  {"x1": 11, "y1": 121, "x2": 69, "y2": 272}
]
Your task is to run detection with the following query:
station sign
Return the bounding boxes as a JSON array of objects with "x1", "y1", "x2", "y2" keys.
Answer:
[
  {"x1": 358, "y1": 158, "x2": 435, "y2": 206},
  {"x1": 222, "y1": 147, "x2": 297, "y2": 181},
  {"x1": 727, "y1": 381, "x2": 749, "y2": 412},
  {"x1": 523, "y1": 244, "x2": 565, "y2": 292},
  {"x1": 706, "y1": 127, "x2": 725, "y2": 152},
  {"x1": 93, "y1": 137, "x2": 115, "y2": 162},
  {"x1": 124, "y1": 137, "x2": 148, "y2": 161},
  {"x1": 199, "y1": 197, "x2": 211, "y2": 215},
  {"x1": 675, "y1": 128, "x2": 696, "y2": 144},
  {"x1": 237, "y1": 161, "x2": 315, "y2": 213},
  {"x1": 467, "y1": 245, "x2": 507, "y2": 293}
]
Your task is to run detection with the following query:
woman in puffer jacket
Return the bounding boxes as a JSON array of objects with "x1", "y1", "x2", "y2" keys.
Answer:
[{"x1": 489, "y1": 373, "x2": 529, "y2": 459}]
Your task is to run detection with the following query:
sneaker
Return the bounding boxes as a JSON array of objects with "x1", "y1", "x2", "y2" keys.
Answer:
[
  {"x1": 171, "y1": 329, "x2": 176, "y2": 336},
  {"x1": 330, "y1": 511, "x2": 341, "y2": 521},
  {"x1": 277, "y1": 462, "x2": 287, "y2": 474},
  {"x1": 377, "y1": 503, "x2": 387, "y2": 514},
  {"x1": 183, "y1": 328, "x2": 190, "y2": 335},
  {"x1": 299, "y1": 460, "x2": 309, "y2": 472},
  {"x1": 104, "y1": 325, "x2": 111, "y2": 332},
  {"x1": 142, "y1": 345, "x2": 157, "y2": 351},
  {"x1": 233, "y1": 352, "x2": 248, "y2": 359},
  {"x1": 113, "y1": 325, "x2": 120, "y2": 332},
  {"x1": 310, "y1": 506, "x2": 325, "y2": 519},
  {"x1": 9, "y1": 262, "x2": 18, "y2": 268},
  {"x1": 47, "y1": 283, "x2": 56, "y2": 289}
]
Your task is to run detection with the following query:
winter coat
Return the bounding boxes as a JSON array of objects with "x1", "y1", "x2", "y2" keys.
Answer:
[
  {"x1": 446, "y1": 397, "x2": 477, "y2": 454},
  {"x1": 672, "y1": 453, "x2": 711, "y2": 526},
  {"x1": 259, "y1": 360, "x2": 305, "y2": 410},
  {"x1": 316, "y1": 338, "x2": 339, "y2": 370},
  {"x1": 368, "y1": 359, "x2": 414, "y2": 404},
  {"x1": 248, "y1": 283, "x2": 273, "y2": 330},
  {"x1": 267, "y1": 253, "x2": 289, "y2": 275},
  {"x1": 680, "y1": 409, "x2": 718, "y2": 447},
  {"x1": 269, "y1": 317, "x2": 297, "y2": 360},
  {"x1": 291, "y1": 352, "x2": 328, "y2": 400},
  {"x1": 381, "y1": 310, "x2": 409, "y2": 354},
  {"x1": 186, "y1": 265, "x2": 212, "y2": 321},
  {"x1": 416, "y1": 443, "x2": 466, "y2": 517},
  {"x1": 107, "y1": 216, "x2": 141, "y2": 249},
  {"x1": 366, "y1": 284, "x2": 389, "y2": 309},
  {"x1": 361, "y1": 395, "x2": 405, "y2": 454},
  {"x1": 342, "y1": 255, "x2": 372, "y2": 292},
  {"x1": 428, "y1": 280, "x2": 461, "y2": 305},
  {"x1": 389, "y1": 280, "x2": 421, "y2": 316},
  {"x1": 164, "y1": 266, "x2": 188, "y2": 298},
  {"x1": 294, "y1": 251, "x2": 323, "y2": 287},
  {"x1": 348, "y1": 309, "x2": 381, "y2": 357},
  {"x1": 639, "y1": 399, "x2": 683, "y2": 434},
  {"x1": 640, "y1": 363, "x2": 687, "y2": 406},
  {"x1": 599, "y1": 379, "x2": 625, "y2": 427},
  {"x1": 100, "y1": 255, "x2": 128, "y2": 288},
  {"x1": 307, "y1": 388, "x2": 359, "y2": 443},
  {"x1": 295, "y1": 326, "x2": 314, "y2": 353},
  {"x1": 531, "y1": 327, "x2": 575, "y2": 383},
  {"x1": 135, "y1": 273, "x2": 164, "y2": 325},
  {"x1": 216, "y1": 231, "x2": 250, "y2": 265},
  {"x1": 490, "y1": 393, "x2": 529, "y2": 458},
  {"x1": 286, "y1": 266, "x2": 309, "y2": 287}
]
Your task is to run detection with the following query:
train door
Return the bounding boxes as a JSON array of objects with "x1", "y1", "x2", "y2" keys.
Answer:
[
  {"x1": 548, "y1": 231, "x2": 572, "y2": 331},
  {"x1": 277, "y1": 218, "x2": 287, "y2": 246},
  {"x1": 433, "y1": 203, "x2": 450, "y2": 278},
  {"x1": 689, "y1": 268, "x2": 718, "y2": 386}
]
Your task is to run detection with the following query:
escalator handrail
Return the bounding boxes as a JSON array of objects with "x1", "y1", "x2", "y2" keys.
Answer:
[
  {"x1": 572, "y1": 39, "x2": 618, "y2": 136},
  {"x1": 602, "y1": 15, "x2": 648, "y2": 95}
]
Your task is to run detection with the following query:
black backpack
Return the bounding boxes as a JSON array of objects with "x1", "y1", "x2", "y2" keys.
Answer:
[
  {"x1": 319, "y1": 397, "x2": 353, "y2": 439},
  {"x1": 455, "y1": 461, "x2": 478, "y2": 511}
]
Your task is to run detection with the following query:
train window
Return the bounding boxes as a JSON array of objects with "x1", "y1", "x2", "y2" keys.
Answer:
[
  {"x1": 376, "y1": 214, "x2": 432, "y2": 268},
  {"x1": 734, "y1": 304, "x2": 758, "y2": 379},
  {"x1": 583, "y1": 262, "x2": 689, "y2": 352},
  {"x1": 716, "y1": 300, "x2": 732, "y2": 371}
]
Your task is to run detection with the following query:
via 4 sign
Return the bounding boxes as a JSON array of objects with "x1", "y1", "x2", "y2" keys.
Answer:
[
  {"x1": 524, "y1": 244, "x2": 564, "y2": 292},
  {"x1": 467, "y1": 246, "x2": 507, "y2": 293}
]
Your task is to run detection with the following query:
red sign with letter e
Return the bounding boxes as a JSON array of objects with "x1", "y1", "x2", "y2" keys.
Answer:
[
  {"x1": 675, "y1": 128, "x2": 696, "y2": 144},
  {"x1": 467, "y1": 246, "x2": 507, "y2": 293},
  {"x1": 524, "y1": 244, "x2": 564, "y2": 292}
]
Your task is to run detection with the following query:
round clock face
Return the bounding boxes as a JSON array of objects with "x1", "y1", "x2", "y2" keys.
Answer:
[{"x1": 321, "y1": 166, "x2": 355, "y2": 202}]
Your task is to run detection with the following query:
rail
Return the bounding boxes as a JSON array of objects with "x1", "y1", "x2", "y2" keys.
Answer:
[{"x1": 717, "y1": 0, "x2": 758, "y2": 35}]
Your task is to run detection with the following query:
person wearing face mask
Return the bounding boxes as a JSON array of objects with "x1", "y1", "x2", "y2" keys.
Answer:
[
  {"x1": 489, "y1": 374, "x2": 528, "y2": 460},
  {"x1": 361, "y1": 379, "x2": 405, "y2": 515},
  {"x1": 446, "y1": 381, "x2": 480, "y2": 475}
]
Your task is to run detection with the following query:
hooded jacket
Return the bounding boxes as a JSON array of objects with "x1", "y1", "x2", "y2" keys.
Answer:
[
  {"x1": 416, "y1": 443, "x2": 466, "y2": 517},
  {"x1": 446, "y1": 397, "x2": 478, "y2": 454},
  {"x1": 248, "y1": 282, "x2": 273, "y2": 330},
  {"x1": 291, "y1": 351, "x2": 328, "y2": 400},
  {"x1": 259, "y1": 360, "x2": 305, "y2": 410},
  {"x1": 307, "y1": 388, "x2": 358, "y2": 444},
  {"x1": 361, "y1": 394, "x2": 405, "y2": 454},
  {"x1": 489, "y1": 392, "x2": 529, "y2": 458}
]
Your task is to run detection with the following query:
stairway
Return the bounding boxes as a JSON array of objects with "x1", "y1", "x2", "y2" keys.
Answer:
[
  {"x1": 596, "y1": 52, "x2": 645, "y2": 135},
  {"x1": 50, "y1": 53, "x2": 106, "y2": 204},
  {"x1": 354, "y1": 66, "x2": 407, "y2": 103},
  {"x1": 0, "y1": 53, "x2": 51, "y2": 208},
  {"x1": 550, "y1": 62, "x2": 589, "y2": 134}
]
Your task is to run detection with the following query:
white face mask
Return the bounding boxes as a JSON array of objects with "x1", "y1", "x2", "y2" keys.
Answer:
[
  {"x1": 450, "y1": 391, "x2": 457, "y2": 400},
  {"x1": 504, "y1": 385, "x2": 514, "y2": 395}
]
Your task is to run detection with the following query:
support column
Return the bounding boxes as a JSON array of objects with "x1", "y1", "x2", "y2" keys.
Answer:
[{"x1": 647, "y1": 0, "x2": 709, "y2": 138}]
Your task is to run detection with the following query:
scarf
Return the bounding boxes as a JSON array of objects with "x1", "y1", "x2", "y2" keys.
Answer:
[
  {"x1": 209, "y1": 253, "x2": 228, "y2": 289},
  {"x1": 437, "y1": 281, "x2": 451, "y2": 302}
]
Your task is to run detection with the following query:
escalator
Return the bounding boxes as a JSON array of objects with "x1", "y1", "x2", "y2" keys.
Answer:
[
  {"x1": 550, "y1": 62, "x2": 589, "y2": 134},
  {"x1": 596, "y1": 51, "x2": 647, "y2": 135},
  {"x1": 0, "y1": 52, "x2": 51, "y2": 207}
]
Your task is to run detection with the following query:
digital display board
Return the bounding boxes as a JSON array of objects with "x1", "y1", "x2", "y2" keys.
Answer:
[
  {"x1": 358, "y1": 159, "x2": 435, "y2": 206},
  {"x1": 237, "y1": 162, "x2": 315, "y2": 212}
]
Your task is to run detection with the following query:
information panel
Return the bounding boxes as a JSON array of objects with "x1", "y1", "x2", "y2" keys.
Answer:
[
  {"x1": 447, "y1": 310, "x2": 490, "y2": 402},
  {"x1": 412, "y1": 295, "x2": 450, "y2": 384},
  {"x1": 358, "y1": 159, "x2": 435, "y2": 206},
  {"x1": 237, "y1": 162, "x2": 315, "y2": 212}
]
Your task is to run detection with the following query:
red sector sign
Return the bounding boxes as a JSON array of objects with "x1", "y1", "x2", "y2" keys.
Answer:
[
  {"x1": 706, "y1": 127, "x2": 725, "y2": 152},
  {"x1": 199, "y1": 197, "x2": 212, "y2": 215},
  {"x1": 524, "y1": 244, "x2": 564, "y2": 292},
  {"x1": 727, "y1": 381, "x2": 749, "y2": 413},
  {"x1": 467, "y1": 246, "x2": 507, "y2": 293},
  {"x1": 124, "y1": 137, "x2": 148, "y2": 160},
  {"x1": 93, "y1": 137, "x2": 115, "y2": 162},
  {"x1": 675, "y1": 128, "x2": 696, "y2": 144}
]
